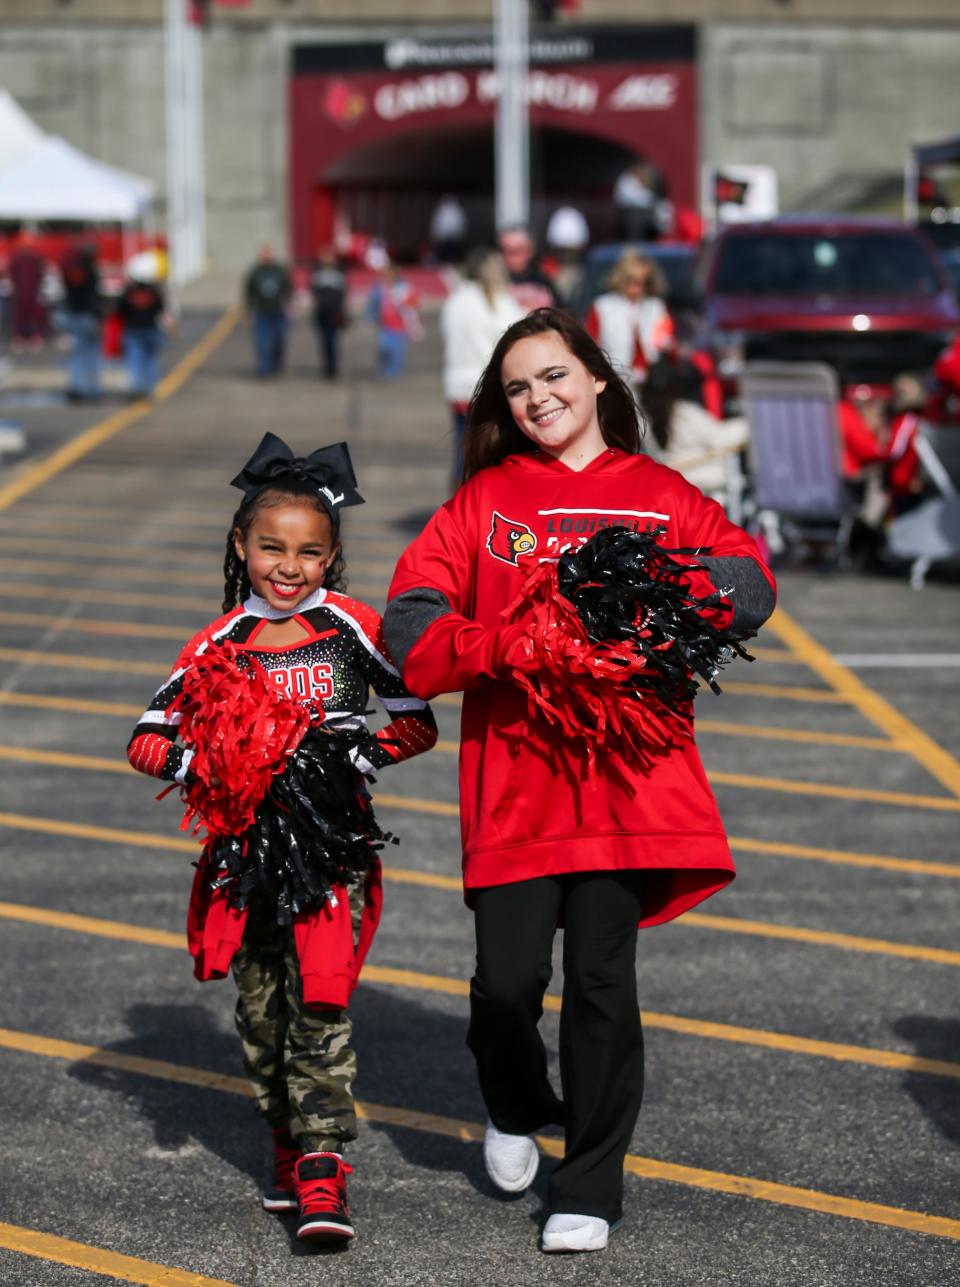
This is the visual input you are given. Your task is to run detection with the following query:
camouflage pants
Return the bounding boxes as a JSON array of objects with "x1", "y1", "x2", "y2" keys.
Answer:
[{"x1": 231, "y1": 875, "x2": 366, "y2": 1154}]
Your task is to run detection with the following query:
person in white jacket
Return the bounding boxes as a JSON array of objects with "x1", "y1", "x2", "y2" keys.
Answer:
[
  {"x1": 441, "y1": 248, "x2": 523, "y2": 484},
  {"x1": 639, "y1": 357, "x2": 749, "y2": 508},
  {"x1": 584, "y1": 250, "x2": 674, "y2": 389}
]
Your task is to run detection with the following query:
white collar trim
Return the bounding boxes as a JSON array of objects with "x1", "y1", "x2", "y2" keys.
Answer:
[{"x1": 243, "y1": 587, "x2": 328, "y2": 619}]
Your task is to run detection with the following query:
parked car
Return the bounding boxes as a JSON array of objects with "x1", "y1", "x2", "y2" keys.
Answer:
[
  {"x1": 699, "y1": 217, "x2": 960, "y2": 398},
  {"x1": 572, "y1": 241, "x2": 702, "y2": 339}
]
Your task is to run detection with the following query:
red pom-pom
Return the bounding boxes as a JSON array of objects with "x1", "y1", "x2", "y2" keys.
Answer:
[
  {"x1": 170, "y1": 640, "x2": 314, "y2": 840},
  {"x1": 502, "y1": 563, "x2": 690, "y2": 773}
]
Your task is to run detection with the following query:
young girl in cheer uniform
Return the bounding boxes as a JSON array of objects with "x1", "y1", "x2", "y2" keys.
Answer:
[
  {"x1": 384, "y1": 309, "x2": 776, "y2": 1253},
  {"x1": 127, "y1": 435, "x2": 437, "y2": 1244}
]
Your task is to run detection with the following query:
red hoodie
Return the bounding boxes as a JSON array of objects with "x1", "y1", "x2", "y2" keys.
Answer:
[{"x1": 387, "y1": 448, "x2": 775, "y2": 928}]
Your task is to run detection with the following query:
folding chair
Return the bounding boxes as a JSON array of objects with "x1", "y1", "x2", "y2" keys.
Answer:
[
  {"x1": 888, "y1": 421, "x2": 960, "y2": 588},
  {"x1": 740, "y1": 361, "x2": 851, "y2": 560}
]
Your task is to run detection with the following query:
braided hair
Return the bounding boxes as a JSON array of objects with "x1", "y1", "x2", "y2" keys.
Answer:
[{"x1": 222, "y1": 481, "x2": 347, "y2": 612}]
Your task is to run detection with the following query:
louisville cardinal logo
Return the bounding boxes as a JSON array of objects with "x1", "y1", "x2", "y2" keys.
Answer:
[
  {"x1": 486, "y1": 512, "x2": 537, "y2": 566},
  {"x1": 323, "y1": 79, "x2": 368, "y2": 127}
]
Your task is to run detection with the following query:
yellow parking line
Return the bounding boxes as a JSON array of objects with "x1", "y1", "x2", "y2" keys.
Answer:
[
  {"x1": 1, "y1": 812, "x2": 957, "y2": 964},
  {"x1": 0, "y1": 309, "x2": 238, "y2": 516},
  {"x1": 0, "y1": 1219, "x2": 238, "y2": 1287},
  {"x1": 3, "y1": 899, "x2": 959, "y2": 1084},
  {"x1": 3, "y1": 581, "x2": 215, "y2": 613},
  {"x1": 770, "y1": 608, "x2": 960, "y2": 799},
  {"x1": 0, "y1": 647, "x2": 165, "y2": 676},
  {"x1": 0, "y1": 557, "x2": 384, "y2": 598},
  {"x1": 21, "y1": 736, "x2": 939, "y2": 821},
  {"x1": 0, "y1": 692, "x2": 143, "y2": 718},
  {"x1": 0, "y1": 689, "x2": 901, "y2": 760},
  {"x1": 709, "y1": 770, "x2": 960, "y2": 812},
  {"x1": 0, "y1": 811, "x2": 198, "y2": 853},
  {"x1": 1, "y1": 772, "x2": 958, "y2": 882},
  {"x1": 0, "y1": 514, "x2": 407, "y2": 557},
  {"x1": 436, "y1": 726, "x2": 899, "y2": 755},
  {"x1": 0, "y1": 610, "x2": 188, "y2": 640},
  {"x1": 0, "y1": 537, "x2": 399, "y2": 578},
  {"x1": 715, "y1": 681, "x2": 848, "y2": 704},
  {"x1": 0, "y1": 745, "x2": 133, "y2": 775},
  {"x1": 1, "y1": 1026, "x2": 957, "y2": 1242},
  {"x1": 695, "y1": 720, "x2": 899, "y2": 752},
  {"x1": 682, "y1": 912, "x2": 960, "y2": 966},
  {"x1": 727, "y1": 835, "x2": 960, "y2": 880},
  {"x1": 744, "y1": 648, "x2": 803, "y2": 664},
  {"x1": 0, "y1": 901, "x2": 182, "y2": 949}
]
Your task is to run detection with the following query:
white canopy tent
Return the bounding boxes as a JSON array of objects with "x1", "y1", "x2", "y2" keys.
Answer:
[
  {"x1": 0, "y1": 135, "x2": 154, "y2": 222},
  {"x1": 0, "y1": 89, "x2": 45, "y2": 172}
]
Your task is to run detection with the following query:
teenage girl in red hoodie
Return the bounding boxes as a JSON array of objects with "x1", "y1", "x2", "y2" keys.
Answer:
[
  {"x1": 384, "y1": 309, "x2": 776, "y2": 1254},
  {"x1": 127, "y1": 435, "x2": 436, "y2": 1245}
]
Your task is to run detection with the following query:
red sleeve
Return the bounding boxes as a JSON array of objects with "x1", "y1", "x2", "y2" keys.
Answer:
[
  {"x1": 386, "y1": 486, "x2": 524, "y2": 699},
  {"x1": 584, "y1": 305, "x2": 600, "y2": 341},
  {"x1": 837, "y1": 401, "x2": 882, "y2": 477}
]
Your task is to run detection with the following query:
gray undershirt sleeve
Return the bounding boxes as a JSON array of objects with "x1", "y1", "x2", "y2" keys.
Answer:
[
  {"x1": 383, "y1": 587, "x2": 454, "y2": 671},
  {"x1": 700, "y1": 555, "x2": 776, "y2": 640}
]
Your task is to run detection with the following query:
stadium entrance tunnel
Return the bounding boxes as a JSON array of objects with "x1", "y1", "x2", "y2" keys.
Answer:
[{"x1": 313, "y1": 125, "x2": 642, "y2": 260}]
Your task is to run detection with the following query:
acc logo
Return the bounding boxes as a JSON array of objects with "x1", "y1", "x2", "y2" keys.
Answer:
[{"x1": 486, "y1": 511, "x2": 537, "y2": 566}]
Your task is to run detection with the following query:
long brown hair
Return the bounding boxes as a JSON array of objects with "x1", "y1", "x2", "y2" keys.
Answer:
[
  {"x1": 462, "y1": 307, "x2": 642, "y2": 481},
  {"x1": 222, "y1": 482, "x2": 346, "y2": 612}
]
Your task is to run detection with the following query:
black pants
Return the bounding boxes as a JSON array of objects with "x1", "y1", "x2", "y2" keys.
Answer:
[
  {"x1": 467, "y1": 872, "x2": 645, "y2": 1223},
  {"x1": 315, "y1": 315, "x2": 340, "y2": 378}
]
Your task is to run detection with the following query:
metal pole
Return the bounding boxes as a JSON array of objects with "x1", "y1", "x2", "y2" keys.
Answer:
[
  {"x1": 164, "y1": 0, "x2": 205, "y2": 287},
  {"x1": 494, "y1": 0, "x2": 529, "y2": 231}
]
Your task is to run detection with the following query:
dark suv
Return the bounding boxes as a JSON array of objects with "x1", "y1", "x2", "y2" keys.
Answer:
[{"x1": 700, "y1": 218, "x2": 960, "y2": 395}]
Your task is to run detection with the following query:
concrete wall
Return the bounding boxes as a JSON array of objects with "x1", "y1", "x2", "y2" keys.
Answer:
[
  {"x1": 2, "y1": 2, "x2": 958, "y2": 23},
  {"x1": 1, "y1": 16, "x2": 958, "y2": 270},
  {"x1": 701, "y1": 23, "x2": 960, "y2": 210}
]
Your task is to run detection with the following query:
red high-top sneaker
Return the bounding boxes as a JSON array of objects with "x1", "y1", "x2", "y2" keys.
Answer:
[
  {"x1": 295, "y1": 1152, "x2": 355, "y2": 1242},
  {"x1": 261, "y1": 1128, "x2": 299, "y2": 1213}
]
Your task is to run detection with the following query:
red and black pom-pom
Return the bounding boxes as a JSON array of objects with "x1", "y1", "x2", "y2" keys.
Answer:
[
  {"x1": 169, "y1": 642, "x2": 391, "y2": 923},
  {"x1": 502, "y1": 526, "x2": 753, "y2": 772}
]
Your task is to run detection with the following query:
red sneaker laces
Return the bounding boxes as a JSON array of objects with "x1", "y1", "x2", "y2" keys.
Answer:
[{"x1": 298, "y1": 1156, "x2": 353, "y2": 1217}]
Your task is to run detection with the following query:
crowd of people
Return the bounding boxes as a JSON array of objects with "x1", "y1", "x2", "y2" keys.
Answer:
[{"x1": 0, "y1": 236, "x2": 172, "y2": 401}]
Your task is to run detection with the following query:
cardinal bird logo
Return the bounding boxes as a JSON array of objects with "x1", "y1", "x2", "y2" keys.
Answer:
[
  {"x1": 322, "y1": 79, "x2": 368, "y2": 127},
  {"x1": 486, "y1": 512, "x2": 537, "y2": 566}
]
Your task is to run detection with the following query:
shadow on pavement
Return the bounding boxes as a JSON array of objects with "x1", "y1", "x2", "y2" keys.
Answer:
[
  {"x1": 67, "y1": 1001, "x2": 264, "y2": 1185},
  {"x1": 352, "y1": 985, "x2": 561, "y2": 1208},
  {"x1": 892, "y1": 1014, "x2": 960, "y2": 1144},
  {"x1": 64, "y1": 989, "x2": 565, "y2": 1214}
]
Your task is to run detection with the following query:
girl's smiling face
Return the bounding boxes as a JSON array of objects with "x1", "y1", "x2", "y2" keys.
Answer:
[
  {"x1": 501, "y1": 332, "x2": 607, "y2": 470},
  {"x1": 234, "y1": 501, "x2": 338, "y2": 612}
]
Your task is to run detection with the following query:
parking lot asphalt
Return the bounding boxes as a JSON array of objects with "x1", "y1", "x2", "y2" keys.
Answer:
[{"x1": 0, "y1": 308, "x2": 958, "y2": 1287}]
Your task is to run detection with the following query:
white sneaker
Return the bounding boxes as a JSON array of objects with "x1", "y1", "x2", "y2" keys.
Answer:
[
  {"x1": 541, "y1": 1213, "x2": 611, "y2": 1253},
  {"x1": 482, "y1": 1119, "x2": 539, "y2": 1192}
]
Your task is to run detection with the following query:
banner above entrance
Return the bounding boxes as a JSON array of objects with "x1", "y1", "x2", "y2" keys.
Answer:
[{"x1": 289, "y1": 24, "x2": 698, "y2": 261}]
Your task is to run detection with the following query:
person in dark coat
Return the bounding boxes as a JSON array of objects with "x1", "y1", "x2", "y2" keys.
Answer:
[
  {"x1": 60, "y1": 241, "x2": 102, "y2": 401},
  {"x1": 243, "y1": 245, "x2": 292, "y2": 377},
  {"x1": 309, "y1": 247, "x2": 347, "y2": 380}
]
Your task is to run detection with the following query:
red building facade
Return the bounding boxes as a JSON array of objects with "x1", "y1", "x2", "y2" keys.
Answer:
[{"x1": 289, "y1": 25, "x2": 698, "y2": 260}]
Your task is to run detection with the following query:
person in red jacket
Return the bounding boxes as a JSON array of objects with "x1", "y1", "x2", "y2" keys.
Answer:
[
  {"x1": 384, "y1": 308, "x2": 776, "y2": 1254},
  {"x1": 127, "y1": 435, "x2": 436, "y2": 1246}
]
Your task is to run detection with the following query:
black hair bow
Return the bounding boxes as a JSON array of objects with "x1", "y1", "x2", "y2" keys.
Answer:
[{"x1": 230, "y1": 433, "x2": 364, "y2": 515}]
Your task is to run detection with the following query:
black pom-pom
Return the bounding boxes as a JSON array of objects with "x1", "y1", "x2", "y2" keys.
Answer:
[
  {"x1": 556, "y1": 525, "x2": 753, "y2": 699},
  {"x1": 207, "y1": 729, "x2": 393, "y2": 925}
]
